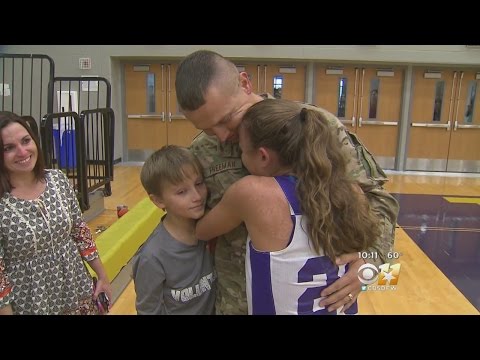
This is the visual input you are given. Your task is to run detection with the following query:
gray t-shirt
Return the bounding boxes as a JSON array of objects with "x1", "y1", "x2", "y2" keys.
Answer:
[{"x1": 132, "y1": 221, "x2": 216, "y2": 315}]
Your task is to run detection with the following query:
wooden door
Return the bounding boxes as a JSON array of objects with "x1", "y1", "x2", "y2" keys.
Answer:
[
  {"x1": 355, "y1": 67, "x2": 403, "y2": 170},
  {"x1": 406, "y1": 68, "x2": 456, "y2": 171},
  {"x1": 264, "y1": 63, "x2": 306, "y2": 101},
  {"x1": 446, "y1": 70, "x2": 480, "y2": 172},
  {"x1": 125, "y1": 63, "x2": 167, "y2": 161},
  {"x1": 315, "y1": 65, "x2": 403, "y2": 170},
  {"x1": 315, "y1": 65, "x2": 358, "y2": 131},
  {"x1": 125, "y1": 63, "x2": 201, "y2": 161}
]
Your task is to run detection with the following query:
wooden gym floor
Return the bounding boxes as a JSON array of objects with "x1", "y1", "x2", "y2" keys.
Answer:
[{"x1": 88, "y1": 165, "x2": 480, "y2": 315}]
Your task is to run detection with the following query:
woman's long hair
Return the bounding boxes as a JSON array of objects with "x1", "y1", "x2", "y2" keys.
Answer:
[
  {"x1": 242, "y1": 99, "x2": 380, "y2": 262},
  {"x1": 0, "y1": 111, "x2": 45, "y2": 197}
]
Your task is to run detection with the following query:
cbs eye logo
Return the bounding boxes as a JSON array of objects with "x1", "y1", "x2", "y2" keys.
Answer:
[
  {"x1": 357, "y1": 263, "x2": 379, "y2": 284},
  {"x1": 357, "y1": 263, "x2": 401, "y2": 285}
]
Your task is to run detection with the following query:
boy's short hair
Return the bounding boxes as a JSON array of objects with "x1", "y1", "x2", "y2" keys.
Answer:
[{"x1": 140, "y1": 145, "x2": 204, "y2": 197}]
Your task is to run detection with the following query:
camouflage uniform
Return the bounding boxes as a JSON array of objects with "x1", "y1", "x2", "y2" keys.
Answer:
[
  {"x1": 190, "y1": 94, "x2": 399, "y2": 314},
  {"x1": 190, "y1": 134, "x2": 250, "y2": 315}
]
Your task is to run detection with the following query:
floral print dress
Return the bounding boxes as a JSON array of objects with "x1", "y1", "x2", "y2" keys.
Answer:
[{"x1": 0, "y1": 169, "x2": 99, "y2": 314}]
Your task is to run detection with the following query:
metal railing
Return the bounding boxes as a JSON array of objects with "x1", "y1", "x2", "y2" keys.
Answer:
[
  {"x1": 80, "y1": 108, "x2": 115, "y2": 197},
  {"x1": 40, "y1": 112, "x2": 89, "y2": 211},
  {"x1": 52, "y1": 76, "x2": 114, "y2": 185},
  {"x1": 0, "y1": 53, "x2": 55, "y2": 131}
]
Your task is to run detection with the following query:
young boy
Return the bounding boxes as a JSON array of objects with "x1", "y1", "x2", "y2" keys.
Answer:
[{"x1": 132, "y1": 145, "x2": 216, "y2": 315}]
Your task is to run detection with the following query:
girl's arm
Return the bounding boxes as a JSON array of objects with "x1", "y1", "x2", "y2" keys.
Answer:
[{"x1": 196, "y1": 176, "x2": 253, "y2": 241}]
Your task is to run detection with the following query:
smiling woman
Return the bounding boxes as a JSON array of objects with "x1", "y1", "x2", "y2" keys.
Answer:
[{"x1": 0, "y1": 111, "x2": 112, "y2": 315}]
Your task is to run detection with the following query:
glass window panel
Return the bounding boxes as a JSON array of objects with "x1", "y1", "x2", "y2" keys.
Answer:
[
  {"x1": 464, "y1": 81, "x2": 477, "y2": 123},
  {"x1": 273, "y1": 75, "x2": 283, "y2": 99},
  {"x1": 368, "y1": 78, "x2": 379, "y2": 119},
  {"x1": 147, "y1": 73, "x2": 155, "y2": 113},
  {"x1": 337, "y1": 77, "x2": 347, "y2": 118},
  {"x1": 432, "y1": 81, "x2": 445, "y2": 122}
]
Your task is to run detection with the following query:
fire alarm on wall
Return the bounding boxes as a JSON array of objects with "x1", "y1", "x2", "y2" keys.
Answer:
[{"x1": 79, "y1": 58, "x2": 92, "y2": 70}]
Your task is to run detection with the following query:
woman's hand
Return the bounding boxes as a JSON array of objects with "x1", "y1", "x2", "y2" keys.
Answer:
[{"x1": 93, "y1": 276, "x2": 112, "y2": 313}]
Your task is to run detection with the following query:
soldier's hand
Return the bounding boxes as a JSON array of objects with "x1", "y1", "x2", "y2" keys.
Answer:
[{"x1": 319, "y1": 253, "x2": 363, "y2": 312}]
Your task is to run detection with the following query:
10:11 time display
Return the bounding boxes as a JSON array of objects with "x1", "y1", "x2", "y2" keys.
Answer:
[{"x1": 358, "y1": 251, "x2": 378, "y2": 260}]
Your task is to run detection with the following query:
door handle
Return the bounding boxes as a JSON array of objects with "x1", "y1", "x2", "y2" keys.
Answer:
[
  {"x1": 170, "y1": 114, "x2": 186, "y2": 120},
  {"x1": 127, "y1": 114, "x2": 164, "y2": 120},
  {"x1": 360, "y1": 120, "x2": 398, "y2": 126},
  {"x1": 411, "y1": 122, "x2": 450, "y2": 129},
  {"x1": 456, "y1": 124, "x2": 480, "y2": 130}
]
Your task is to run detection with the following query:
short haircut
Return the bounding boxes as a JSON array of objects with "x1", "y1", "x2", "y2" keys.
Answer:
[
  {"x1": 176, "y1": 49, "x2": 239, "y2": 111},
  {"x1": 140, "y1": 145, "x2": 204, "y2": 197}
]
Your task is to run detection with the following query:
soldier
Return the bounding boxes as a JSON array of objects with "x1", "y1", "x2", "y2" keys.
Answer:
[
  {"x1": 177, "y1": 50, "x2": 399, "y2": 315},
  {"x1": 196, "y1": 99, "x2": 382, "y2": 314}
]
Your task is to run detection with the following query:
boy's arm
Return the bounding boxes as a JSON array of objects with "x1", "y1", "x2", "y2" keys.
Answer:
[
  {"x1": 132, "y1": 254, "x2": 165, "y2": 315},
  {"x1": 196, "y1": 177, "x2": 249, "y2": 241}
]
